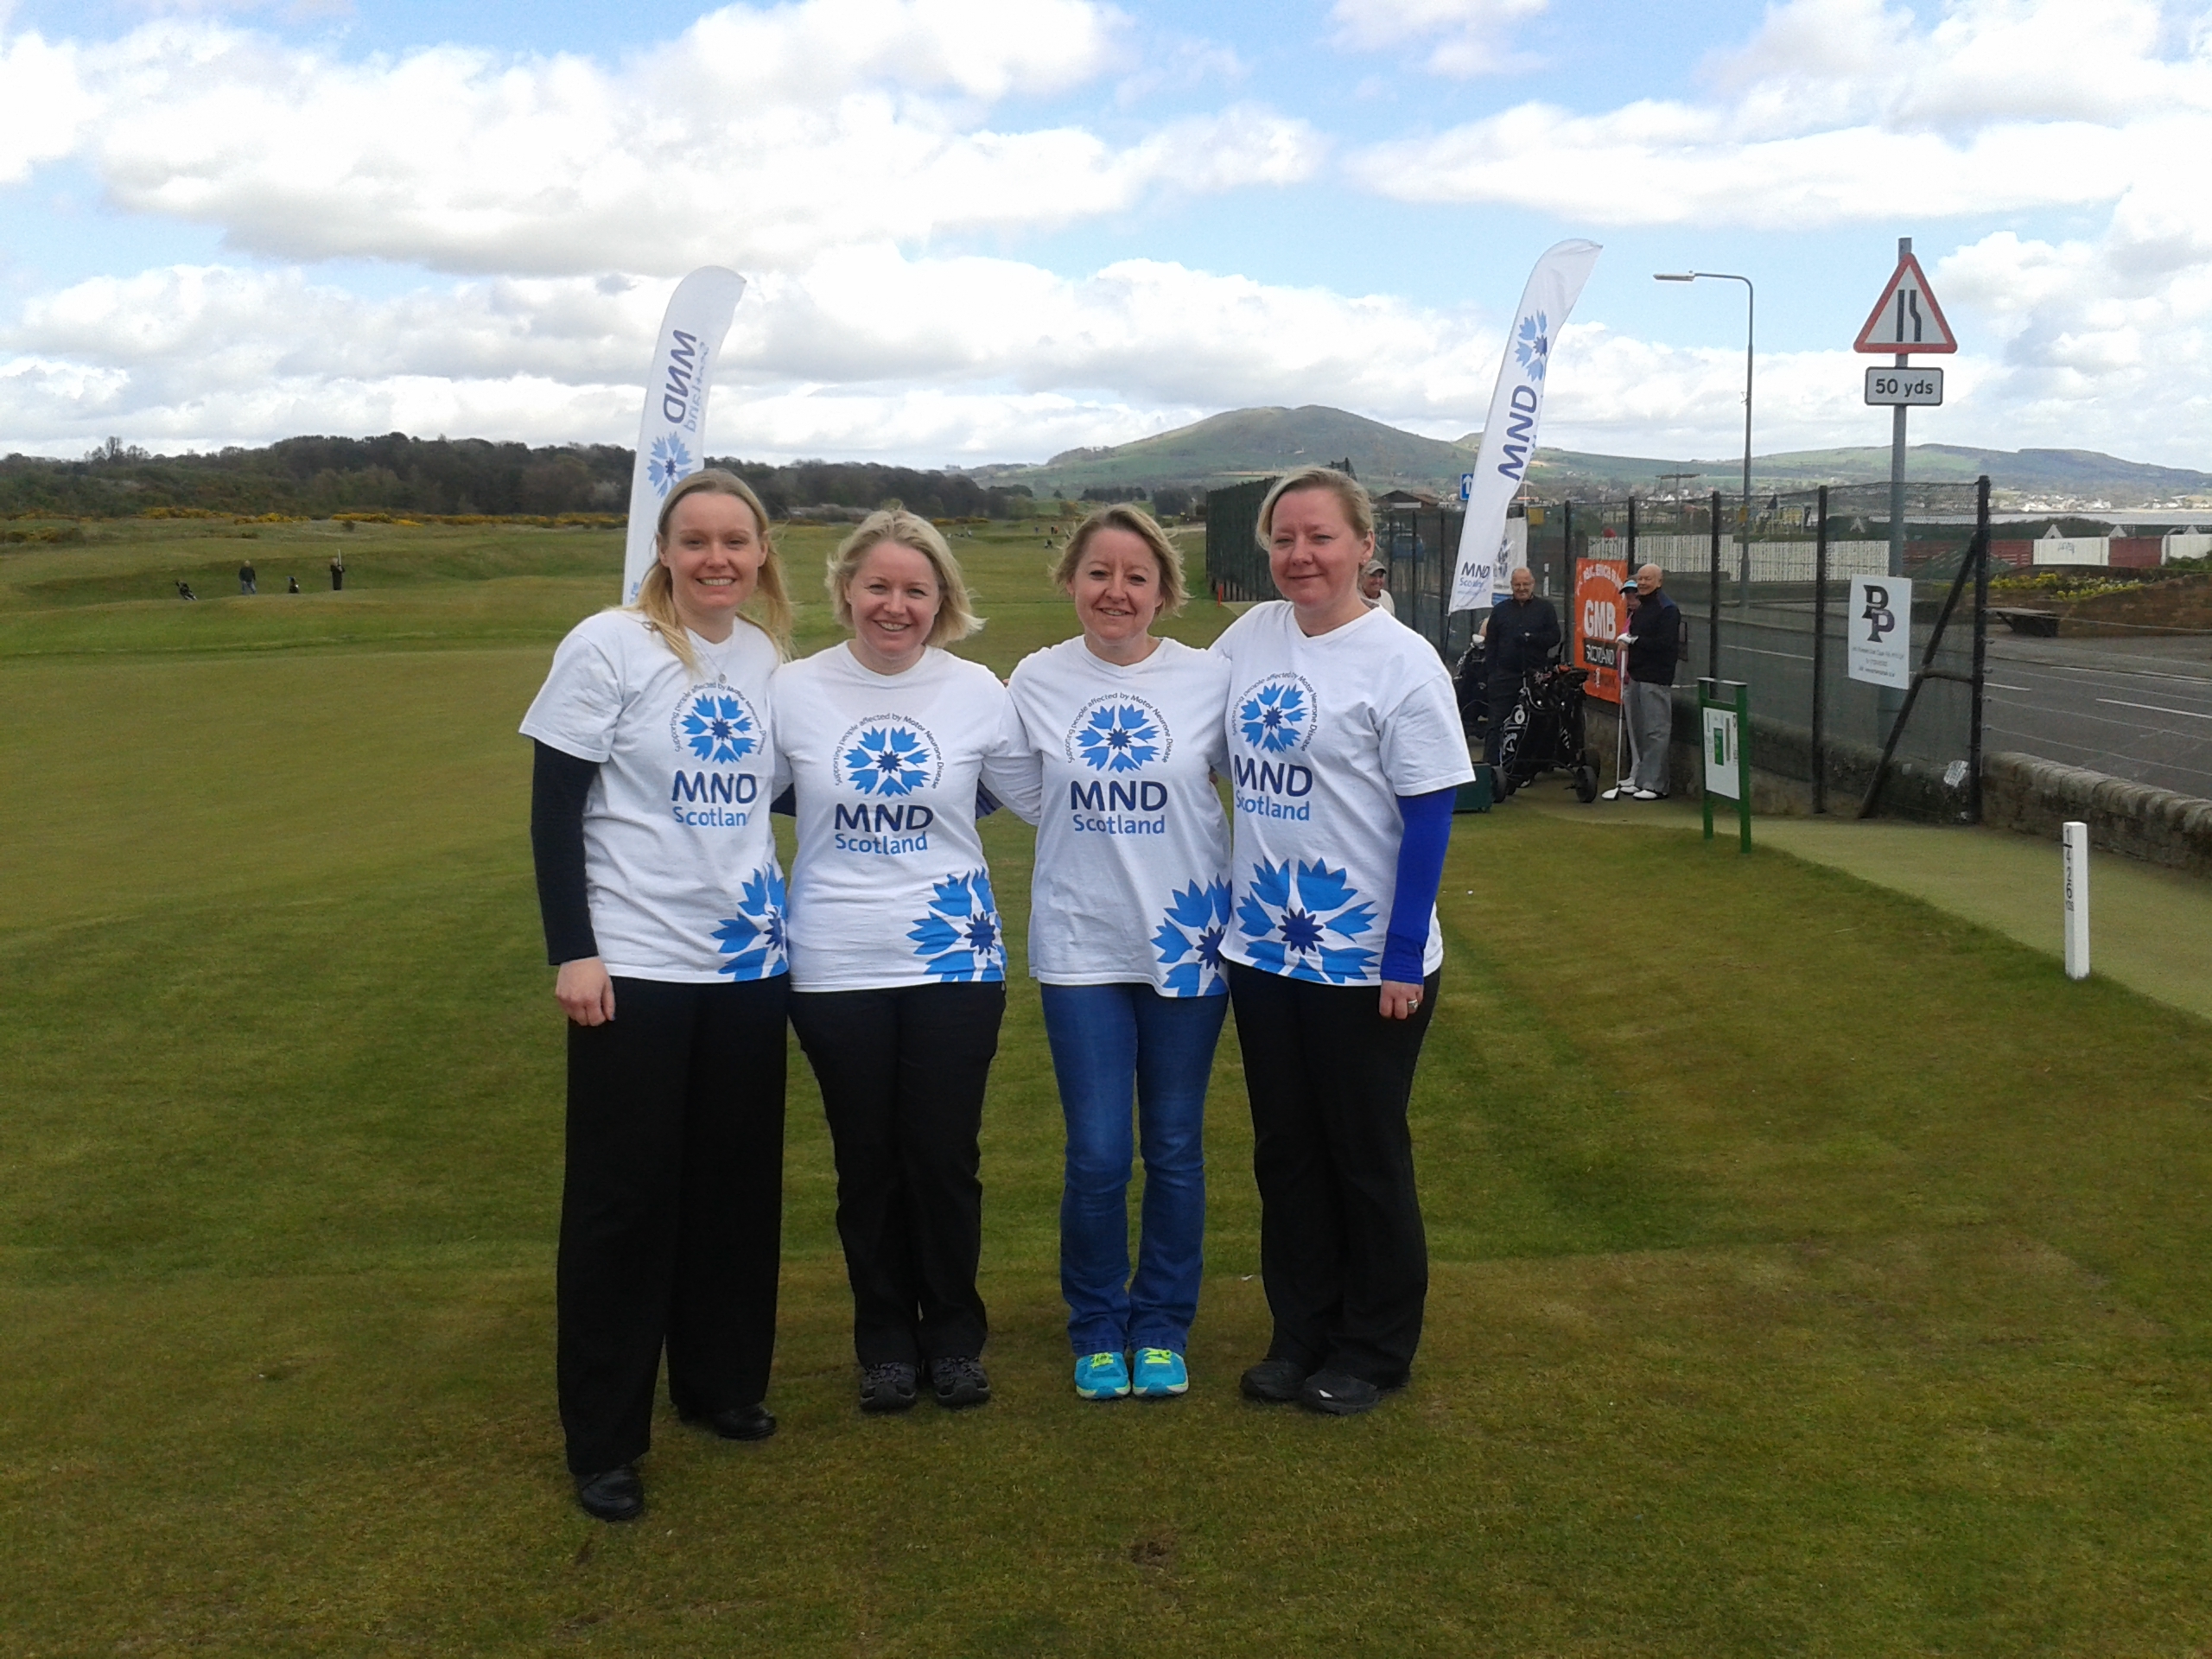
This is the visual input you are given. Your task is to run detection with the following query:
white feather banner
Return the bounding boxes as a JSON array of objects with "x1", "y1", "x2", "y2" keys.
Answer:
[{"x1": 621, "y1": 267, "x2": 748, "y2": 602}]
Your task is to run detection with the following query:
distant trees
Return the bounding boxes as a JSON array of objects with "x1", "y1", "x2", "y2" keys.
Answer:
[{"x1": 0, "y1": 435, "x2": 1040, "y2": 522}]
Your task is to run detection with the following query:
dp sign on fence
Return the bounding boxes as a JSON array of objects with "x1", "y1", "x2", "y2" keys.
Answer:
[{"x1": 1847, "y1": 575, "x2": 1912, "y2": 689}]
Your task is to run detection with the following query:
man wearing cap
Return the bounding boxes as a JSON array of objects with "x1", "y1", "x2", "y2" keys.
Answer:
[
  {"x1": 1361, "y1": 560, "x2": 1397, "y2": 617},
  {"x1": 1482, "y1": 565, "x2": 1561, "y2": 777},
  {"x1": 1608, "y1": 563, "x2": 1680, "y2": 800}
]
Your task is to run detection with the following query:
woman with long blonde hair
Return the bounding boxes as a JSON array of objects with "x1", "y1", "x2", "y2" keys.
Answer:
[{"x1": 520, "y1": 468, "x2": 792, "y2": 1522}]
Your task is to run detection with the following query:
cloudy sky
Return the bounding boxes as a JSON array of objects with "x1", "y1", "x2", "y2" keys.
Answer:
[{"x1": 1, "y1": 0, "x2": 2207, "y2": 468}]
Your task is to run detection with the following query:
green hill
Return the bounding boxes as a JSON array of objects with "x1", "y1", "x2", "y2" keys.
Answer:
[
  {"x1": 983, "y1": 405, "x2": 1483, "y2": 496},
  {"x1": 984, "y1": 405, "x2": 2212, "y2": 506}
]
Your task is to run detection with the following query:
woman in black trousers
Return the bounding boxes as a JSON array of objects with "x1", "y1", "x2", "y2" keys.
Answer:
[
  {"x1": 770, "y1": 510, "x2": 1034, "y2": 1413},
  {"x1": 1210, "y1": 467, "x2": 1474, "y2": 1414},
  {"x1": 522, "y1": 469, "x2": 792, "y2": 1521}
]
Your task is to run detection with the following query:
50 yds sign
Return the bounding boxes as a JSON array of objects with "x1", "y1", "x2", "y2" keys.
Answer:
[{"x1": 1847, "y1": 575, "x2": 1912, "y2": 689}]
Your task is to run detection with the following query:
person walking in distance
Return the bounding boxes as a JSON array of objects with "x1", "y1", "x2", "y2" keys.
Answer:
[
  {"x1": 1211, "y1": 467, "x2": 1474, "y2": 1416},
  {"x1": 520, "y1": 469, "x2": 794, "y2": 1524},
  {"x1": 1608, "y1": 563, "x2": 1680, "y2": 800},
  {"x1": 772, "y1": 511, "x2": 1034, "y2": 1417},
  {"x1": 1003, "y1": 505, "x2": 1232, "y2": 1405},
  {"x1": 238, "y1": 557, "x2": 257, "y2": 595}
]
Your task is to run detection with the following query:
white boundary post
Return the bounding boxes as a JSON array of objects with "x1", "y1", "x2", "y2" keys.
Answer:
[{"x1": 2063, "y1": 821, "x2": 2090, "y2": 981}]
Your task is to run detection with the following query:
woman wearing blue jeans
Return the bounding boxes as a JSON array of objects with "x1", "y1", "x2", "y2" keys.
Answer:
[{"x1": 1006, "y1": 506, "x2": 1232, "y2": 1401}]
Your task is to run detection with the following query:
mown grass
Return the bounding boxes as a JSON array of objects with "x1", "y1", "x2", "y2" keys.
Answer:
[{"x1": 3, "y1": 523, "x2": 2212, "y2": 1655}]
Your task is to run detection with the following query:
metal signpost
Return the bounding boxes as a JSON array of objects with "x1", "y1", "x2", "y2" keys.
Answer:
[
  {"x1": 1699, "y1": 677, "x2": 1752, "y2": 854},
  {"x1": 1854, "y1": 238, "x2": 1957, "y2": 582}
]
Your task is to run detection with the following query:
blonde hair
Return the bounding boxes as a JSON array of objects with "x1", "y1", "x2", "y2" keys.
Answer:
[
  {"x1": 630, "y1": 469, "x2": 791, "y2": 673},
  {"x1": 827, "y1": 509, "x2": 981, "y2": 649},
  {"x1": 1255, "y1": 466, "x2": 1376, "y2": 550},
  {"x1": 1052, "y1": 504, "x2": 1188, "y2": 616}
]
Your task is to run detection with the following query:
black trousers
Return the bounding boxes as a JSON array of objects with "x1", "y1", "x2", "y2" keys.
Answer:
[
  {"x1": 557, "y1": 975, "x2": 787, "y2": 1477},
  {"x1": 789, "y1": 982, "x2": 1005, "y2": 1368},
  {"x1": 1226, "y1": 962, "x2": 1441, "y2": 1389}
]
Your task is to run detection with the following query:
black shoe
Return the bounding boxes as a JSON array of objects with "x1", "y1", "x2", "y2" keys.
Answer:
[
  {"x1": 1298, "y1": 1370, "x2": 1385, "y2": 1415},
  {"x1": 1239, "y1": 1358, "x2": 1308, "y2": 1403},
  {"x1": 859, "y1": 1362, "x2": 918, "y2": 1414},
  {"x1": 679, "y1": 1402, "x2": 777, "y2": 1441},
  {"x1": 574, "y1": 1464, "x2": 644, "y2": 1522},
  {"x1": 929, "y1": 1356, "x2": 991, "y2": 1409}
]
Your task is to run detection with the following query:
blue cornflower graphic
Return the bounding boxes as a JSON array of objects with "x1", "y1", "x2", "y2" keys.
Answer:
[
  {"x1": 1515, "y1": 312, "x2": 1550, "y2": 381},
  {"x1": 680, "y1": 690, "x2": 757, "y2": 763},
  {"x1": 1077, "y1": 703, "x2": 1160, "y2": 772},
  {"x1": 1152, "y1": 879, "x2": 1231, "y2": 997},
  {"x1": 712, "y1": 867, "x2": 787, "y2": 981},
  {"x1": 843, "y1": 725, "x2": 934, "y2": 796},
  {"x1": 1237, "y1": 679, "x2": 1308, "y2": 753},
  {"x1": 1236, "y1": 859, "x2": 1377, "y2": 984},
  {"x1": 908, "y1": 870, "x2": 1005, "y2": 982},
  {"x1": 647, "y1": 434, "x2": 695, "y2": 495}
]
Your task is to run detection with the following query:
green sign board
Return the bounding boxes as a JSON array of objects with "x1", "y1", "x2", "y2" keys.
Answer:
[{"x1": 1699, "y1": 677, "x2": 1752, "y2": 854}]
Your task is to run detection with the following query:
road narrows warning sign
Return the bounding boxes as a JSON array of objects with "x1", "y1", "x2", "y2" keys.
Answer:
[{"x1": 1853, "y1": 251, "x2": 1957, "y2": 354}]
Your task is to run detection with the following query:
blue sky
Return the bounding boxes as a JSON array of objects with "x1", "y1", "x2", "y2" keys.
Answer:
[{"x1": 1, "y1": 0, "x2": 2206, "y2": 471}]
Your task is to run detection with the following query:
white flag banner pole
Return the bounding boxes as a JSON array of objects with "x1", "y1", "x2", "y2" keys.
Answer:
[
  {"x1": 1449, "y1": 238, "x2": 1602, "y2": 613},
  {"x1": 621, "y1": 267, "x2": 748, "y2": 603}
]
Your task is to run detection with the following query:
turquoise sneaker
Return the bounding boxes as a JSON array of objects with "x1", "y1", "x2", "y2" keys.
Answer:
[
  {"x1": 1074, "y1": 1351, "x2": 1131, "y2": 1400},
  {"x1": 1131, "y1": 1348, "x2": 1188, "y2": 1398}
]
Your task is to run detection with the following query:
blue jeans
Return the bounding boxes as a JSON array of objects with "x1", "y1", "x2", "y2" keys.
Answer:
[{"x1": 1039, "y1": 982, "x2": 1225, "y2": 1357}]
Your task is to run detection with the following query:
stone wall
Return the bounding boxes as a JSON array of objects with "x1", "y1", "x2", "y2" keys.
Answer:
[{"x1": 1981, "y1": 751, "x2": 2212, "y2": 877}]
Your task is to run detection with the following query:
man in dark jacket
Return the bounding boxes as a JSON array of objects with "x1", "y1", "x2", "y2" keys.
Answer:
[
  {"x1": 1611, "y1": 563, "x2": 1681, "y2": 799},
  {"x1": 1483, "y1": 564, "x2": 1562, "y2": 772}
]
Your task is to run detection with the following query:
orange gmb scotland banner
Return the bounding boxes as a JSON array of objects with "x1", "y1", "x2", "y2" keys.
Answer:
[{"x1": 1572, "y1": 557, "x2": 1628, "y2": 704}]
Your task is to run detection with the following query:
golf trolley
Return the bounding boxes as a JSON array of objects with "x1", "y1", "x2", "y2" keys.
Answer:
[{"x1": 1492, "y1": 664, "x2": 1600, "y2": 803}]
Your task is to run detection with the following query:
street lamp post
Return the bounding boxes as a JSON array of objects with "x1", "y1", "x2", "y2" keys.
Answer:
[{"x1": 1656, "y1": 270, "x2": 1754, "y2": 605}]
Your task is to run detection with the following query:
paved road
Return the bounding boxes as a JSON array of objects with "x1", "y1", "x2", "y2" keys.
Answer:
[
  {"x1": 1700, "y1": 603, "x2": 2212, "y2": 799},
  {"x1": 1983, "y1": 636, "x2": 2212, "y2": 798}
]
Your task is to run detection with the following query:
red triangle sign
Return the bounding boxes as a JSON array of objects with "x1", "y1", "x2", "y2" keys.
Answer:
[{"x1": 1855, "y1": 252, "x2": 1956, "y2": 353}]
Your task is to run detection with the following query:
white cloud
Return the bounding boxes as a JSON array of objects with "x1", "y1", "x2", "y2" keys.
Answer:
[
  {"x1": 6, "y1": 235, "x2": 2204, "y2": 467},
  {"x1": 1349, "y1": 0, "x2": 2212, "y2": 223},
  {"x1": 0, "y1": 29, "x2": 87, "y2": 183},
  {"x1": 0, "y1": 249, "x2": 1515, "y2": 457},
  {"x1": 1328, "y1": 0, "x2": 1548, "y2": 77},
  {"x1": 5, "y1": 1, "x2": 1321, "y2": 276}
]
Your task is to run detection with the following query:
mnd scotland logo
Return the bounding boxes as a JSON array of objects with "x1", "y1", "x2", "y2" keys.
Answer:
[
  {"x1": 836, "y1": 718, "x2": 940, "y2": 798},
  {"x1": 1236, "y1": 858, "x2": 1377, "y2": 984},
  {"x1": 908, "y1": 871, "x2": 1005, "y2": 982},
  {"x1": 1236, "y1": 675, "x2": 1315, "y2": 754},
  {"x1": 647, "y1": 435, "x2": 694, "y2": 496},
  {"x1": 674, "y1": 684, "x2": 760, "y2": 765},
  {"x1": 712, "y1": 867, "x2": 787, "y2": 980},
  {"x1": 1153, "y1": 880, "x2": 1230, "y2": 997},
  {"x1": 1515, "y1": 312, "x2": 1550, "y2": 382},
  {"x1": 1071, "y1": 696, "x2": 1166, "y2": 773}
]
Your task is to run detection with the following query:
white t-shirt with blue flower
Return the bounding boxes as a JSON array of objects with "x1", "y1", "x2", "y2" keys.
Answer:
[
  {"x1": 1005, "y1": 636, "x2": 1233, "y2": 997},
  {"x1": 772, "y1": 643, "x2": 1031, "y2": 993},
  {"x1": 519, "y1": 608, "x2": 786, "y2": 983},
  {"x1": 1211, "y1": 601, "x2": 1474, "y2": 986}
]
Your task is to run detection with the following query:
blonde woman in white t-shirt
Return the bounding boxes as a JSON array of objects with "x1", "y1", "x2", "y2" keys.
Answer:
[
  {"x1": 1211, "y1": 467, "x2": 1474, "y2": 1418},
  {"x1": 1004, "y1": 506, "x2": 1231, "y2": 1404},
  {"x1": 772, "y1": 511, "x2": 1033, "y2": 1415},
  {"x1": 521, "y1": 470, "x2": 793, "y2": 1523}
]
